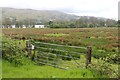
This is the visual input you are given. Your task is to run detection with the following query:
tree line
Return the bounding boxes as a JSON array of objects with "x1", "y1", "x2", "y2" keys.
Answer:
[
  {"x1": 2, "y1": 16, "x2": 118, "y2": 28},
  {"x1": 48, "y1": 17, "x2": 117, "y2": 28}
]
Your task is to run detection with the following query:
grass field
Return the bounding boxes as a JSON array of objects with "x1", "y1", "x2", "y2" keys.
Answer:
[
  {"x1": 3, "y1": 57, "x2": 118, "y2": 78},
  {"x1": 2, "y1": 27, "x2": 119, "y2": 78},
  {"x1": 2, "y1": 27, "x2": 118, "y2": 51},
  {"x1": 3, "y1": 58, "x2": 95, "y2": 78},
  {"x1": 2, "y1": 55, "x2": 118, "y2": 78}
]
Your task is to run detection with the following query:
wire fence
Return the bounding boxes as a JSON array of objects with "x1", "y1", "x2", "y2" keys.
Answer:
[
  {"x1": 26, "y1": 40, "x2": 92, "y2": 69},
  {"x1": 34, "y1": 41, "x2": 86, "y2": 49}
]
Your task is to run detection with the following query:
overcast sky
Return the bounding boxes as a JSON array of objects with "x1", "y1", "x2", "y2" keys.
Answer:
[{"x1": 0, "y1": 0, "x2": 119, "y2": 20}]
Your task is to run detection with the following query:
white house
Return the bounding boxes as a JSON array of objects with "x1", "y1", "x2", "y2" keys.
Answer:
[
  {"x1": 0, "y1": 25, "x2": 4, "y2": 28},
  {"x1": 11, "y1": 25, "x2": 16, "y2": 28},
  {"x1": 34, "y1": 25, "x2": 44, "y2": 28},
  {"x1": 22, "y1": 25, "x2": 26, "y2": 28}
]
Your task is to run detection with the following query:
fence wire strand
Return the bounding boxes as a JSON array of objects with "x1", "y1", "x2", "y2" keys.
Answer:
[
  {"x1": 34, "y1": 42, "x2": 86, "y2": 49},
  {"x1": 35, "y1": 46, "x2": 83, "y2": 55},
  {"x1": 32, "y1": 41, "x2": 87, "y2": 69}
]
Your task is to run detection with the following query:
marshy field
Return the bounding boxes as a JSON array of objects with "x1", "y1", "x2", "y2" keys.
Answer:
[{"x1": 2, "y1": 27, "x2": 119, "y2": 78}]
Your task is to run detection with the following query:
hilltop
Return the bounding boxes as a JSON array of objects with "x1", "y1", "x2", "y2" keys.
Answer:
[{"x1": 1, "y1": 7, "x2": 79, "y2": 22}]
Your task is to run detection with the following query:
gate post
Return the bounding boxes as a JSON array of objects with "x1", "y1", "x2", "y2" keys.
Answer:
[
  {"x1": 26, "y1": 40, "x2": 32, "y2": 59},
  {"x1": 86, "y1": 46, "x2": 92, "y2": 68}
]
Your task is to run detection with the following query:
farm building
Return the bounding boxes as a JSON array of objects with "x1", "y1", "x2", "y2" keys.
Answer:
[
  {"x1": 22, "y1": 25, "x2": 26, "y2": 28},
  {"x1": 11, "y1": 25, "x2": 16, "y2": 28},
  {"x1": 1, "y1": 26, "x2": 5, "y2": 28},
  {"x1": 34, "y1": 25, "x2": 44, "y2": 28}
]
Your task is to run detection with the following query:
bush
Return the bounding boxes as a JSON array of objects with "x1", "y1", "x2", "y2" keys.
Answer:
[
  {"x1": 105, "y1": 53, "x2": 120, "y2": 64},
  {"x1": 88, "y1": 60, "x2": 118, "y2": 78},
  {"x1": 2, "y1": 36, "x2": 24, "y2": 66}
]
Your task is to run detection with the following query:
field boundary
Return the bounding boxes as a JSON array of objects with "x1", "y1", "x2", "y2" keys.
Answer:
[{"x1": 26, "y1": 40, "x2": 92, "y2": 69}]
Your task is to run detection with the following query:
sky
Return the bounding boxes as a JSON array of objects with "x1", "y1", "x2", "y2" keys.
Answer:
[
  {"x1": 119, "y1": 1, "x2": 120, "y2": 20},
  {"x1": 0, "y1": 0, "x2": 119, "y2": 20}
]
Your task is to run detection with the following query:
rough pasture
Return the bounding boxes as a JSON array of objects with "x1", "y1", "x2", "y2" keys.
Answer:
[{"x1": 2, "y1": 28, "x2": 118, "y2": 52}]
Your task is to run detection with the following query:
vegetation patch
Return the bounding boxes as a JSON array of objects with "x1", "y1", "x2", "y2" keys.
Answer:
[
  {"x1": 2, "y1": 28, "x2": 119, "y2": 78},
  {"x1": 44, "y1": 33, "x2": 69, "y2": 37}
]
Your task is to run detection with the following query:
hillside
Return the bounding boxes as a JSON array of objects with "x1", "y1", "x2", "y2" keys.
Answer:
[
  {"x1": 1, "y1": 7, "x2": 79, "y2": 22},
  {"x1": 1, "y1": 7, "x2": 117, "y2": 28}
]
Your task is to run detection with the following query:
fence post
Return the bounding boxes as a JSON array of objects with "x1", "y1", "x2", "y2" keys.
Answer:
[
  {"x1": 26, "y1": 40, "x2": 32, "y2": 59},
  {"x1": 86, "y1": 46, "x2": 92, "y2": 68}
]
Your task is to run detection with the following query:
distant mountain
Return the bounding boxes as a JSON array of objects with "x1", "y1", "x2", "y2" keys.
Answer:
[
  {"x1": 0, "y1": 7, "x2": 116, "y2": 23},
  {"x1": 1, "y1": 7, "x2": 79, "y2": 22},
  {"x1": 1, "y1": 7, "x2": 117, "y2": 27}
]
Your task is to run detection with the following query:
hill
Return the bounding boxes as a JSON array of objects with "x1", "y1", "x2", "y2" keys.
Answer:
[
  {"x1": 1, "y1": 7, "x2": 117, "y2": 28},
  {"x1": 1, "y1": 7, "x2": 79, "y2": 22}
]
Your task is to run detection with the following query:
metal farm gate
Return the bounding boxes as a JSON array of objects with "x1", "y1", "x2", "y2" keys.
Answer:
[{"x1": 26, "y1": 40, "x2": 92, "y2": 70}]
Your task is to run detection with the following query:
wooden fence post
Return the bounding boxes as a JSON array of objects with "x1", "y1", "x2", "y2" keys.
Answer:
[
  {"x1": 26, "y1": 40, "x2": 32, "y2": 59},
  {"x1": 86, "y1": 46, "x2": 92, "y2": 68}
]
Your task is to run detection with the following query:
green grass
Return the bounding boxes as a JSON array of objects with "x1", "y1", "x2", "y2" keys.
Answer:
[
  {"x1": 0, "y1": 59, "x2": 2, "y2": 79},
  {"x1": 3, "y1": 28, "x2": 118, "y2": 51},
  {"x1": 2, "y1": 54, "x2": 118, "y2": 78},
  {"x1": 2, "y1": 59, "x2": 94, "y2": 78},
  {"x1": 44, "y1": 33, "x2": 69, "y2": 37},
  {"x1": 2, "y1": 28, "x2": 118, "y2": 78}
]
